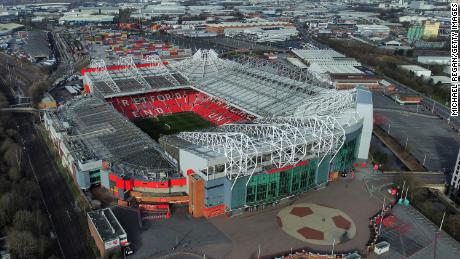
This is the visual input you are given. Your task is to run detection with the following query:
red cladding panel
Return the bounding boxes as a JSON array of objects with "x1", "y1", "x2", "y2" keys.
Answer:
[
  {"x1": 115, "y1": 179, "x2": 124, "y2": 188},
  {"x1": 266, "y1": 160, "x2": 309, "y2": 174},
  {"x1": 83, "y1": 84, "x2": 91, "y2": 93},
  {"x1": 109, "y1": 173, "x2": 118, "y2": 182},
  {"x1": 170, "y1": 178, "x2": 186, "y2": 186},
  {"x1": 133, "y1": 180, "x2": 169, "y2": 189},
  {"x1": 125, "y1": 179, "x2": 134, "y2": 191}
]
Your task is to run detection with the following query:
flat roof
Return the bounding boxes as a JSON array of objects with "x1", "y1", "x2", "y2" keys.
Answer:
[
  {"x1": 0, "y1": 23, "x2": 24, "y2": 31},
  {"x1": 206, "y1": 21, "x2": 292, "y2": 27},
  {"x1": 399, "y1": 65, "x2": 431, "y2": 72},
  {"x1": 309, "y1": 63, "x2": 364, "y2": 75},
  {"x1": 291, "y1": 49, "x2": 345, "y2": 62},
  {"x1": 88, "y1": 208, "x2": 126, "y2": 242},
  {"x1": 357, "y1": 87, "x2": 372, "y2": 105}
]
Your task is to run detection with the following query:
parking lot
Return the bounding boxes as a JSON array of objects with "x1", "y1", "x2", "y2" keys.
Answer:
[{"x1": 373, "y1": 92, "x2": 460, "y2": 172}]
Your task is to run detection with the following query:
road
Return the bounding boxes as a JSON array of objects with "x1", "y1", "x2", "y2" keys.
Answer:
[
  {"x1": 15, "y1": 115, "x2": 94, "y2": 259},
  {"x1": 375, "y1": 71, "x2": 460, "y2": 131}
]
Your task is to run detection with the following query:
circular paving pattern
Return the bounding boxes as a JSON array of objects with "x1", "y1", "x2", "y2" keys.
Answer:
[{"x1": 277, "y1": 203, "x2": 356, "y2": 245}]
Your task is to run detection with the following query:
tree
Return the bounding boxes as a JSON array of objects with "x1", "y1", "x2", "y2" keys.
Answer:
[
  {"x1": 28, "y1": 80, "x2": 50, "y2": 106},
  {"x1": 8, "y1": 166, "x2": 22, "y2": 182},
  {"x1": 0, "y1": 192, "x2": 21, "y2": 227},
  {"x1": 2, "y1": 140, "x2": 20, "y2": 168},
  {"x1": 13, "y1": 210, "x2": 35, "y2": 233},
  {"x1": 32, "y1": 211, "x2": 50, "y2": 236},
  {"x1": 0, "y1": 175, "x2": 11, "y2": 194},
  {"x1": 0, "y1": 92, "x2": 8, "y2": 108},
  {"x1": 38, "y1": 234, "x2": 51, "y2": 258},
  {"x1": 16, "y1": 179, "x2": 39, "y2": 198},
  {"x1": 7, "y1": 230, "x2": 39, "y2": 259}
]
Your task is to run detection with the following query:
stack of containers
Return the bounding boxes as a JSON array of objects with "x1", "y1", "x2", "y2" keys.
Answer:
[{"x1": 92, "y1": 30, "x2": 192, "y2": 59}]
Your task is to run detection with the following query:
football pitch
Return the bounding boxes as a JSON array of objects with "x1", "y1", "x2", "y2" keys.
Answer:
[{"x1": 133, "y1": 112, "x2": 214, "y2": 141}]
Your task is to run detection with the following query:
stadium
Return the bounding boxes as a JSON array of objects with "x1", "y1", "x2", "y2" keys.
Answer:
[{"x1": 43, "y1": 50, "x2": 372, "y2": 218}]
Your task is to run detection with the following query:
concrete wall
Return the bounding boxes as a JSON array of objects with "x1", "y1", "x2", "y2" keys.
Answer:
[
  {"x1": 356, "y1": 87, "x2": 373, "y2": 160},
  {"x1": 76, "y1": 170, "x2": 91, "y2": 190}
]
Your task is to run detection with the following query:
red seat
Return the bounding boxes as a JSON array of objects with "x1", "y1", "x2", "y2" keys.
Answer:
[{"x1": 104, "y1": 89, "x2": 254, "y2": 125}]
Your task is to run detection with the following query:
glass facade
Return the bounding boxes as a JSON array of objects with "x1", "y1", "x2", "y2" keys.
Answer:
[
  {"x1": 331, "y1": 138, "x2": 357, "y2": 173},
  {"x1": 89, "y1": 169, "x2": 101, "y2": 185},
  {"x1": 225, "y1": 137, "x2": 359, "y2": 209},
  {"x1": 245, "y1": 160, "x2": 318, "y2": 206}
]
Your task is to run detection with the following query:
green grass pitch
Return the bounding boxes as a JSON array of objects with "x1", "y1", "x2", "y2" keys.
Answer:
[{"x1": 133, "y1": 112, "x2": 214, "y2": 141}]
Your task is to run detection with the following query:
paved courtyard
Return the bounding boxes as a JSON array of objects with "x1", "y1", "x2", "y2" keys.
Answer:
[
  {"x1": 113, "y1": 177, "x2": 381, "y2": 259},
  {"x1": 210, "y1": 178, "x2": 381, "y2": 258},
  {"x1": 277, "y1": 203, "x2": 357, "y2": 245}
]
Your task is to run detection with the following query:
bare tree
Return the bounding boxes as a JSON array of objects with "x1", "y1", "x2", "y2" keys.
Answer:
[{"x1": 7, "y1": 230, "x2": 39, "y2": 259}]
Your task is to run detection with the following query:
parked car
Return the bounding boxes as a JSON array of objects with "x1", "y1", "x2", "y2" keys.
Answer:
[{"x1": 124, "y1": 246, "x2": 134, "y2": 256}]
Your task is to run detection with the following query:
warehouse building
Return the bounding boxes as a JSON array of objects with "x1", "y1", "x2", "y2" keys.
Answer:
[
  {"x1": 58, "y1": 13, "x2": 114, "y2": 25},
  {"x1": 206, "y1": 21, "x2": 294, "y2": 34},
  {"x1": 417, "y1": 56, "x2": 450, "y2": 66},
  {"x1": 399, "y1": 65, "x2": 432, "y2": 78},
  {"x1": 356, "y1": 24, "x2": 390, "y2": 38},
  {"x1": 87, "y1": 208, "x2": 128, "y2": 257}
]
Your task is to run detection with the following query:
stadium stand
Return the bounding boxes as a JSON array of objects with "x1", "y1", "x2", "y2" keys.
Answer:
[{"x1": 106, "y1": 89, "x2": 256, "y2": 125}]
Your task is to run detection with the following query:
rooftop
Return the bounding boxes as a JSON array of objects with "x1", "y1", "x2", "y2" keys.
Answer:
[
  {"x1": 0, "y1": 23, "x2": 24, "y2": 31},
  {"x1": 291, "y1": 49, "x2": 345, "y2": 63},
  {"x1": 399, "y1": 65, "x2": 431, "y2": 72},
  {"x1": 309, "y1": 63, "x2": 364, "y2": 75},
  {"x1": 88, "y1": 208, "x2": 126, "y2": 242},
  {"x1": 55, "y1": 96, "x2": 178, "y2": 181},
  {"x1": 83, "y1": 58, "x2": 190, "y2": 98}
]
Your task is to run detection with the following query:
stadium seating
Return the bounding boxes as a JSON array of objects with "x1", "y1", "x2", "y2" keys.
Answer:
[{"x1": 106, "y1": 89, "x2": 256, "y2": 125}]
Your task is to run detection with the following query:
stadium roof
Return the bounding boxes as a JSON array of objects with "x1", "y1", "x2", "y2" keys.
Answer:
[
  {"x1": 171, "y1": 49, "x2": 352, "y2": 117},
  {"x1": 57, "y1": 96, "x2": 178, "y2": 181},
  {"x1": 170, "y1": 50, "x2": 361, "y2": 183},
  {"x1": 83, "y1": 56, "x2": 190, "y2": 98},
  {"x1": 79, "y1": 50, "x2": 364, "y2": 183}
]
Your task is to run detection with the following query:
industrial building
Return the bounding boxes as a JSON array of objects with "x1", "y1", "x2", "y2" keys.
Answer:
[
  {"x1": 87, "y1": 208, "x2": 128, "y2": 257},
  {"x1": 330, "y1": 74, "x2": 382, "y2": 90},
  {"x1": 0, "y1": 23, "x2": 24, "y2": 36},
  {"x1": 224, "y1": 26, "x2": 299, "y2": 43},
  {"x1": 399, "y1": 65, "x2": 432, "y2": 78},
  {"x1": 356, "y1": 24, "x2": 390, "y2": 38},
  {"x1": 407, "y1": 20, "x2": 441, "y2": 42},
  {"x1": 205, "y1": 21, "x2": 294, "y2": 35},
  {"x1": 58, "y1": 13, "x2": 114, "y2": 25},
  {"x1": 291, "y1": 49, "x2": 364, "y2": 86},
  {"x1": 44, "y1": 50, "x2": 372, "y2": 217},
  {"x1": 417, "y1": 56, "x2": 450, "y2": 65}
]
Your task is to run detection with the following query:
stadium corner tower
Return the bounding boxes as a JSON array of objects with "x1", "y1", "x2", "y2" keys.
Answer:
[{"x1": 43, "y1": 50, "x2": 372, "y2": 218}]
